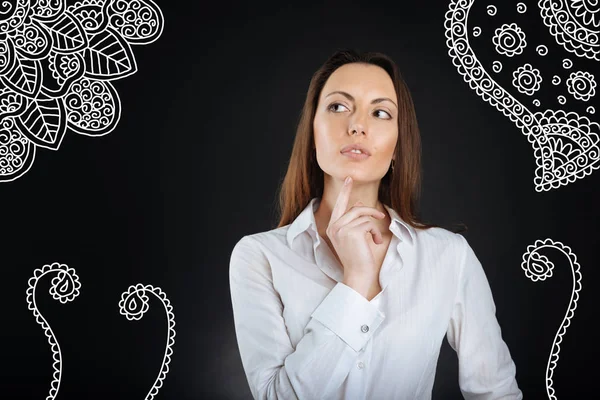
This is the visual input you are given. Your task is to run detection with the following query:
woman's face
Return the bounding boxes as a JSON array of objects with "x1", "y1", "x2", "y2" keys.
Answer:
[{"x1": 313, "y1": 63, "x2": 398, "y2": 183}]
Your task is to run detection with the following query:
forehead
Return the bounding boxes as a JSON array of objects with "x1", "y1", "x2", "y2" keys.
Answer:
[{"x1": 322, "y1": 63, "x2": 395, "y2": 97}]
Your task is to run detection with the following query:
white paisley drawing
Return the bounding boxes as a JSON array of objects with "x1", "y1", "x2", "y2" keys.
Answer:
[
  {"x1": 445, "y1": 0, "x2": 600, "y2": 191},
  {"x1": 0, "y1": 0, "x2": 164, "y2": 182},
  {"x1": 26, "y1": 262, "x2": 82, "y2": 400},
  {"x1": 119, "y1": 283, "x2": 176, "y2": 400},
  {"x1": 521, "y1": 239, "x2": 583, "y2": 400},
  {"x1": 26, "y1": 263, "x2": 176, "y2": 400}
]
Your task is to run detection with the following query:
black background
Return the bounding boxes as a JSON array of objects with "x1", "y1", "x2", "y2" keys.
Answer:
[{"x1": 1, "y1": 0, "x2": 598, "y2": 399}]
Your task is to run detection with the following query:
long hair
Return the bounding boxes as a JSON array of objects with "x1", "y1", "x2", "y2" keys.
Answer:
[{"x1": 274, "y1": 48, "x2": 467, "y2": 234}]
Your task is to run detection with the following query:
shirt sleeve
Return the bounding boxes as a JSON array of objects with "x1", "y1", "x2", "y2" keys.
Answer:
[
  {"x1": 446, "y1": 234, "x2": 523, "y2": 400},
  {"x1": 229, "y1": 235, "x2": 385, "y2": 400}
]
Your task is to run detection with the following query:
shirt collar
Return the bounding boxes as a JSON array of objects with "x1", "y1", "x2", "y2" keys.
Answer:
[{"x1": 286, "y1": 197, "x2": 416, "y2": 248}]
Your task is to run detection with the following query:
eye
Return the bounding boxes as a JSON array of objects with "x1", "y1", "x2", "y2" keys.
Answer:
[
  {"x1": 327, "y1": 103, "x2": 392, "y2": 119},
  {"x1": 374, "y1": 110, "x2": 392, "y2": 119},
  {"x1": 327, "y1": 103, "x2": 348, "y2": 113}
]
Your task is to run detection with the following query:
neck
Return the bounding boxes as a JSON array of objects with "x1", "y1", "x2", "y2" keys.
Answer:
[{"x1": 313, "y1": 177, "x2": 390, "y2": 238}]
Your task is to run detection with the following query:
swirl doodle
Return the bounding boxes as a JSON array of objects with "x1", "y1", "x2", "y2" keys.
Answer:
[
  {"x1": 512, "y1": 64, "x2": 543, "y2": 96},
  {"x1": 493, "y1": 23, "x2": 527, "y2": 57},
  {"x1": 0, "y1": 115, "x2": 35, "y2": 179},
  {"x1": 516, "y1": 2, "x2": 527, "y2": 14},
  {"x1": 533, "y1": 99, "x2": 541, "y2": 107},
  {"x1": 31, "y1": 0, "x2": 65, "y2": 21},
  {"x1": 64, "y1": 77, "x2": 121, "y2": 136},
  {"x1": 566, "y1": 71, "x2": 597, "y2": 101},
  {"x1": 25, "y1": 262, "x2": 82, "y2": 400},
  {"x1": 552, "y1": 75, "x2": 561, "y2": 85},
  {"x1": 0, "y1": 0, "x2": 29, "y2": 35},
  {"x1": 0, "y1": 0, "x2": 164, "y2": 182},
  {"x1": 107, "y1": 0, "x2": 165, "y2": 44},
  {"x1": 473, "y1": 26, "x2": 481, "y2": 37},
  {"x1": 588, "y1": 106, "x2": 596, "y2": 114},
  {"x1": 521, "y1": 239, "x2": 583, "y2": 400},
  {"x1": 492, "y1": 60, "x2": 502, "y2": 73},
  {"x1": 557, "y1": 95, "x2": 567, "y2": 105},
  {"x1": 536, "y1": 45, "x2": 548, "y2": 56},
  {"x1": 119, "y1": 284, "x2": 176, "y2": 400},
  {"x1": 486, "y1": 5, "x2": 496, "y2": 16},
  {"x1": 562, "y1": 58, "x2": 573, "y2": 69},
  {"x1": 445, "y1": 0, "x2": 600, "y2": 191}
]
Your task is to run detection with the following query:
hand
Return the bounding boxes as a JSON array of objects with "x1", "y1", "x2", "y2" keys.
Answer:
[{"x1": 326, "y1": 176, "x2": 387, "y2": 282}]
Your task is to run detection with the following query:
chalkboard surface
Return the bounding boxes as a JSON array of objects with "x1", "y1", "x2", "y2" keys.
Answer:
[{"x1": 1, "y1": 0, "x2": 598, "y2": 399}]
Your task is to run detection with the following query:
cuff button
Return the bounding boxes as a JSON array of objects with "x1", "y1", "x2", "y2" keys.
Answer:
[{"x1": 361, "y1": 324, "x2": 369, "y2": 333}]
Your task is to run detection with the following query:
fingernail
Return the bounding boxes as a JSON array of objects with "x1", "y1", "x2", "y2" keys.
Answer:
[{"x1": 345, "y1": 176, "x2": 351, "y2": 185}]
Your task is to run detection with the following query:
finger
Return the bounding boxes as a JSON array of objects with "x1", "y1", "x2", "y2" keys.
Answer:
[
  {"x1": 337, "y1": 207, "x2": 386, "y2": 230},
  {"x1": 352, "y1": 201, "x2": 384, "y2": 218},
  {"x1": 330, "y1": 176, "x2": 352, "y2": 224},
  {"x1": 358, "y1": 221, "x2": 383, "y2": 244},
  {"x1": 349, "y1": 204, "x2": 386, "y2": 220},
  {"x1": 340, "y1": 215, "x2": 384, "y2": 231}
]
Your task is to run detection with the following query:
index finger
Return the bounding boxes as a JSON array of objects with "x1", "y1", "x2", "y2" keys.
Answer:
[{"x1": 330, "y1": 176, "x2": 352, "y2": 224}]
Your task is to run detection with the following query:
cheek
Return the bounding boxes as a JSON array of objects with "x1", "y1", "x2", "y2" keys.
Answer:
[
  {"x1": 314, "y1": 115, "x2": 335, "y2": 135},
  {"x1": 313, "y1": 120, "x2": 339, "y2": 150},
  {"x1": 372, "y1": 139, "x2": 396, "y2": 156}
]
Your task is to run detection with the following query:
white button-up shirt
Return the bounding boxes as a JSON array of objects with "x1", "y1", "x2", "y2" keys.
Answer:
[{"x1": 229, "y1": 197, "x2": 522, "y2": 400}]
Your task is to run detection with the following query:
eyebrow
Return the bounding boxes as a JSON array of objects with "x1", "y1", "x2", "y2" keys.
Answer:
[{"x1": 325, "y1": 90, "x2": 397, "y2": 109}]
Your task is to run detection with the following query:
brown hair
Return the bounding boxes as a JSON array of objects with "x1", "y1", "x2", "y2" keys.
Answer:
[{"x1": 274, "y1": 48, "x2": 467, "y2": 234}]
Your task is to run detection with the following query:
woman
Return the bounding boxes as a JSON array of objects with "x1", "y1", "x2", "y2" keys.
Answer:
[{"x1": 229, "y1": 49, "x2": 522, "y2": 399}]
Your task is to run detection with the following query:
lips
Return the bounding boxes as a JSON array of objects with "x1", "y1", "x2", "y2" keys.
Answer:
[{"x1": 340, "y1": 143, "x2": 371, "y2": 155}]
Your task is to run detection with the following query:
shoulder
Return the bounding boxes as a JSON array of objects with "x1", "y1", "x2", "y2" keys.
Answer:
[
  {"x1": 413, "y1": 225, "x2": 469, "y2": 262},
  {"x1": 231, "y1": 225, "x2": 290, "y2": 257},
  {"x1": 417, "y1": 225, "x2": 466, "y2": 247},
  {"x1": 229, "y1": 226, "x2": 293, "y2": 281}
]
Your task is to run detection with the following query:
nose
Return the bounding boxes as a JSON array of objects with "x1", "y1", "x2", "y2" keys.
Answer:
[
  {"x1": 349, "y1": 110, "x2": 367, "y2": 136},
  {"x1": 349, "y1": 123, "x2": 365, "y2": 136}
]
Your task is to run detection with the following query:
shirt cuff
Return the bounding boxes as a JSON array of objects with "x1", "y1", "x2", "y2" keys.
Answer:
[{"x1": 310, "y1": 282, "x2": 385, "y2": 352}]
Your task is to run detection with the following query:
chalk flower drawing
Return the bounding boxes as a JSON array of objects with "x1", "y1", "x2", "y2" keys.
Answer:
[
  {"x1": 119, "y1": 283, "x2": 176, "y2": 400},
  {"x1": 26, "y1": 262, "x2": 82, "y2": 400},
  {"x1": 493, "y1": 23, "x2": 527, "y2": 57},
  {"x1": 566, "y1": 71, "x2": 596, "y2": 101},
  {"x1": 539, "y1": 0, "x2": 599, "y2": 60},
  {"x1": 521, "y1": 239, "x2": 583, "y2": 400},
  {"x1": 570, "y1": 0, "x2": 600, "y2": 28},
  {"x1": 0, "y1": 0, "x2": 164, "y2": 183},
  {"x1": 445, "y1": 0, "x2": 600, "y2": 191},
  {"x1": 512, "y1": 63, "x2": 543, "y2": 96}
]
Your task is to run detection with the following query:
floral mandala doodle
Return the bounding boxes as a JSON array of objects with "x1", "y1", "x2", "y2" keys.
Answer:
[
  {"x1": 539, "y1": 0, "x2": 600, "y2": 60},
  {"x1": 25, "y1": 262, "x2": 82, "y2": 400},
  {"x1": 445, "y1": 0, "x2": 600, "y2": 191},
  {"x1": 0, "y1": 0, "x2": 164, "y2": 182},
  {"x1": 521, "y1": 239, "x2": 583, "y2": 400},
  {"x1": 119, "y1": 283, "x2": 176, "y2": 400}
]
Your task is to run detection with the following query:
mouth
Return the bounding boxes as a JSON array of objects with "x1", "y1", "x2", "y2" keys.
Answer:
[
  {"x1": 340, "y1": 144, "x2": 371, "y2": 156},
  {"x1": 340, "y1": 150, "x2": 370, "y2": 160}
]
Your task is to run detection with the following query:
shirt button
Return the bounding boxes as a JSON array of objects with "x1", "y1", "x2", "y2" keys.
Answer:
[
  {"x1": 361, "y1": 324, "x2": 369, "y2": 333},
  {"x1": 357, "y1": 361, "x2": 364, "y2": 369}
]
